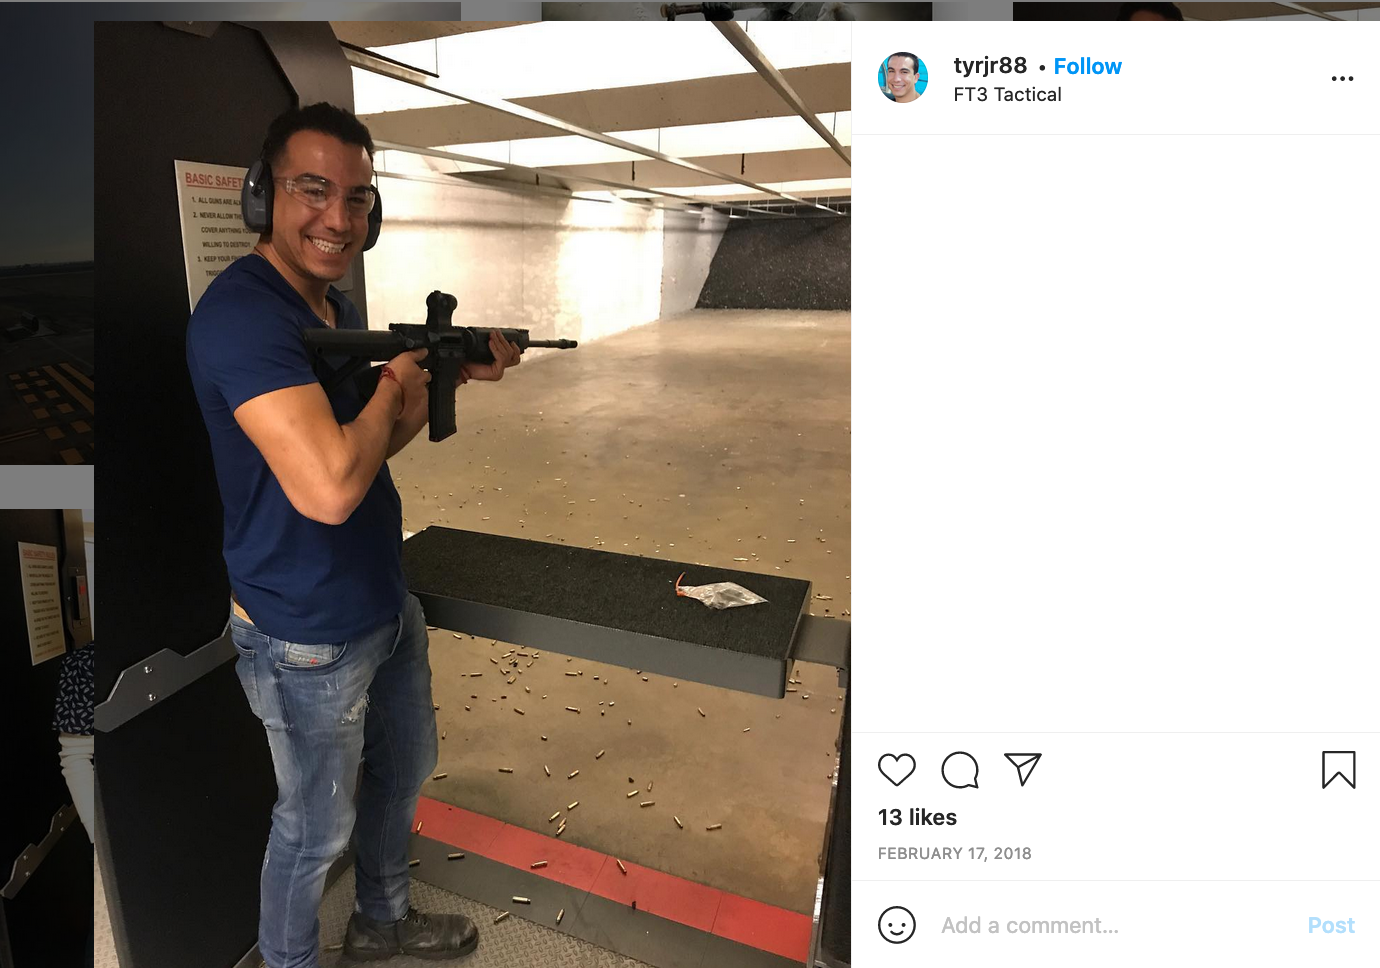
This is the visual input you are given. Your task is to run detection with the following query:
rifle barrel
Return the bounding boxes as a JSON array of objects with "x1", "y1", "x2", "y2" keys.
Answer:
[{"x1": 526, "y1": 338, "x2": 578, "y2": 349}]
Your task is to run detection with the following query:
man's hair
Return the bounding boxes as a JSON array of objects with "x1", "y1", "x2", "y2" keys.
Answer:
[
  {"x1": 261, "y1": 101, "x2": 375, "y2": 171},
  {"x1": 1116, "y1": 2, "x2": 1184, "y2": 19},
  {"x1": 888, "y1": 51, "x2": 920, "y2": 73}
]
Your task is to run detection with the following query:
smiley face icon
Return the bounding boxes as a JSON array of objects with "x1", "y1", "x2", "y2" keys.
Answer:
[{"x1": 878, "y1": 905, "x2": 916, "y2": 944}]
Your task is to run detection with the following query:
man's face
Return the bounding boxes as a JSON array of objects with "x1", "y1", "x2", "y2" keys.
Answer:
[
  {"x1": 886, "y1": 56, "x2": 916, "y2": 98},
  {"x1": 267, "y1": 129, "x2": 374, "y2": 284}
]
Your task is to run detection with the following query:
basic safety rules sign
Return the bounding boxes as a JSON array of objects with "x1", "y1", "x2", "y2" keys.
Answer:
[{"x1": 174, "y1": 160, "x2": 261, "y2": 311}]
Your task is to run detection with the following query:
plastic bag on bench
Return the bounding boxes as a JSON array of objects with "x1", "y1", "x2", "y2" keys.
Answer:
[{"x1": 674, "y1": 571, "x2": 768, "y2": 609}]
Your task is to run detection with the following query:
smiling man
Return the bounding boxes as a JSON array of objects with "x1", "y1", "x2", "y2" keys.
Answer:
[
  {"x1": 884, "y1": 52, "x2": 923, "y2": 103},
  {"x1": 186, "y1": 103, "x2": 514, "y2": 967}
]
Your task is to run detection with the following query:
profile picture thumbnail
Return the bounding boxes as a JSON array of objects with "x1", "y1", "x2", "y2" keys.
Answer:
[{"x1": 879, "y1": 52, "x2": 926, "y2": 103}]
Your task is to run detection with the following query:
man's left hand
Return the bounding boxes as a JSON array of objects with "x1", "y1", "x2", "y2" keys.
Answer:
[{"x1": 455, "y1": 329, "x2": 521, "y2": 386}]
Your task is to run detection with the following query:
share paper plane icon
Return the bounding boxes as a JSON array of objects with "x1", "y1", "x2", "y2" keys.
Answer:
[{"x1": 1003, "y1": 753, "x2": 1042, "y2": 787}]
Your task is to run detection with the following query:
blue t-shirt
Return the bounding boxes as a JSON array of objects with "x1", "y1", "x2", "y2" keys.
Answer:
[{"x1": 186, "y1": 254, "x2": 406, "y2": 643}]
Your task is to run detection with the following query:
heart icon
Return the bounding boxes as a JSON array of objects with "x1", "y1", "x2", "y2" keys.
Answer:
[{"x1": 877, "y1": 753, "x2": 916, "y2": 787}]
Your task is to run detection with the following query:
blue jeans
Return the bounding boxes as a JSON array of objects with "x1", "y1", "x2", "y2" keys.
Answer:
[{"x1": 228, "y1": 592, "x2": 438, "y2": 968}]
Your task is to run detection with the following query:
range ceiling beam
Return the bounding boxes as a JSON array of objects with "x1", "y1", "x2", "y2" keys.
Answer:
[
  {"x1": 711, "y1": 21, "x2": 850, "y2": 166},
  {"x1": 331, "y1": 20, "x2": 533, "y2": 47},
  {"x1": 375, "y1": 139, "x2": 709, "y2": 206},
  {"x1": 545, "y1": 146, "x2": 848, "y2": 192},
  {"x1": 358, "y1": 63, "x2": 850, "y2": 146},
  {"x1": 344, "y1": 44, "x2": 843, "y2": 215},
  {"x1": 376, "y1": 143, "x2": 792, "y2": 220},
  {"x1": 1271, "y1": 1, "x2": 1347, "y2": 17}
]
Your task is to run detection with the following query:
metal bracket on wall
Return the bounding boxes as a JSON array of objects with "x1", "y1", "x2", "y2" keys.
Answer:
[
  {"x1": 94, "y1": 621, "x2": 236, "y2": 732},
  {"x1": 1, "y1": 804, "x2": 78, "y2": 900}
]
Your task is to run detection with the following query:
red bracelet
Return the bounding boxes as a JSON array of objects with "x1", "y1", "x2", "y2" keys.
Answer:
[{"x1": 379, "y1": 365, "x2": 404, "y2": 416}]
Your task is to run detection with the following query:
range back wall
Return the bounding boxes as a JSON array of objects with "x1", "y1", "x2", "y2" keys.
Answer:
[
  {"x1": 696, "y1": 216, "x2": 851, "y2": 310},
  {"x1": 365, "y1": 175, "x2": 658, "y2": 340},
  {"x1": 661, "y1": 209, "x2": 729, "y2": 317},
  {"x1": 363, "y1": 171, "x2": 728, "y2": 334}
]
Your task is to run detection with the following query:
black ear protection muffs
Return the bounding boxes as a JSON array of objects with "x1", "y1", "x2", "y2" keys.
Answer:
[{"x1": 241, "y1": 157, "x2": 383, "y2": 251}]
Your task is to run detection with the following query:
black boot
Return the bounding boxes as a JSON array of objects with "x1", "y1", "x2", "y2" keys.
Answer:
[{"x1": 344, "y1": 906, "x2": 479, "y2": 961}]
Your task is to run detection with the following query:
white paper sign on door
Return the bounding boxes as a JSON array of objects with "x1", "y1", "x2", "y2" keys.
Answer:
[
  {"x1": 18, "y1": 541, "x2": 65, "y2": 665},
  {"x1": 173, "y1": 160, "x2": 261, "y2": 312}
]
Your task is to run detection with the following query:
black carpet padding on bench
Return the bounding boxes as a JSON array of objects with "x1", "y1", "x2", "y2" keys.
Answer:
[{"x1": 401, "y1": 527, "x2": 809, "y2": 662}]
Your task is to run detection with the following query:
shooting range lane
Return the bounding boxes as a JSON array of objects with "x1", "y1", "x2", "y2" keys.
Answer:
[
  {"x1": 390, "y1": 306, "x2": 849, "y2": 918},
  {"x1": 403, "y1": 526, "x2": 810, "y2": 694}
]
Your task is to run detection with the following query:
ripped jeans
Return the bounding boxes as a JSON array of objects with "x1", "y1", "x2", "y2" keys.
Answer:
[{"x1": 228, "y1": 592, "x2": 437, "y2": 968}]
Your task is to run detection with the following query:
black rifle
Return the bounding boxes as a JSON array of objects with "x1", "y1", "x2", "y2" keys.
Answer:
[{"x1": 302, "y1": 290, "x2": 577, "y2": 442}]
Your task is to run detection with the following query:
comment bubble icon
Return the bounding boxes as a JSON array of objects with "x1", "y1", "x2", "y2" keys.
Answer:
[{"x1": 941, "y1": 751, "x2": 979, "y2": 789}]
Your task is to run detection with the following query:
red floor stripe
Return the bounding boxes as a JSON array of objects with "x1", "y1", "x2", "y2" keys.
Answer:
[
  {"x1": 485, "y1": 822, "x2": 607, "y2": 893},
  {"x1": 413, "y1": 796, "x2": 810, "y2": 961},
  {"x1": 712, "y1": 891, "x2": 812, "y2": 962},
  {"x1": 412, "y1": 798, "x2": 505, "y2": 855},
  {"x1": 589, "y1": 856, "x2": 723, "y2": 933}
]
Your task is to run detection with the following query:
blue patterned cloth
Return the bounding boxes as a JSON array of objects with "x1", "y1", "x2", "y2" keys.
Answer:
[{"x1": 52, "y1": 642, "x2": 95, "y2": 735}]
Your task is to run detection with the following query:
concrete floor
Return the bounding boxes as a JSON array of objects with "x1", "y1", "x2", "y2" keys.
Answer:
[{"x1": 389, "y1": 308, "x2": 850, "y2": 915}]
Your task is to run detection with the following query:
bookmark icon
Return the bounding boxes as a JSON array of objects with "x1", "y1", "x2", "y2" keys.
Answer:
[{"x1": 1322, "y1": 751, "x2": 1356, "y2": 790}]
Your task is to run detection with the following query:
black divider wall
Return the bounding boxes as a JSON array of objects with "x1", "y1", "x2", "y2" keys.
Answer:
[
  {"x1": 95, "y1": 665, "x2": 276, "y2": 967},
  {"x1": 95, "y1": 18, "x2": 364, "y2": 693},
  {"x1": 0, "y1": 510, "x2": 91, "y2": 966},
  {"x1": 95, "y1": 20, "x2": 361, "y2": 968},
  {"x1": 696, "y1": 217, "x2": 851, "y2": 310}
]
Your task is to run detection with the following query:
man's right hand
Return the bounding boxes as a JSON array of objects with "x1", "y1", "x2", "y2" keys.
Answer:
[{"x1": 386, "y1": 348, "x2": 431, "y2": 424}]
